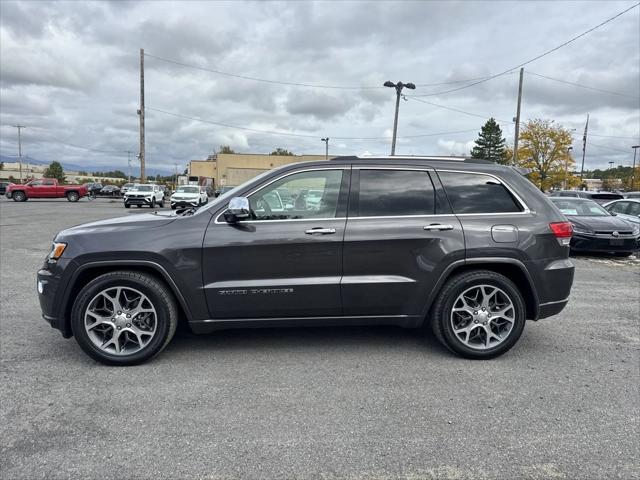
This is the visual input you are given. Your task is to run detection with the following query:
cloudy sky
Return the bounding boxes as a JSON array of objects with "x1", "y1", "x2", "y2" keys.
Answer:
[{"x1": 0, "y1": 0, "x2": 638, "y2": 174}]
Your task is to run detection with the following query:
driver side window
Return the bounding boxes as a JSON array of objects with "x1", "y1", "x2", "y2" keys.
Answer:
[{"x1": 248, "y1": 169, "x2": 344, "y2": 221}]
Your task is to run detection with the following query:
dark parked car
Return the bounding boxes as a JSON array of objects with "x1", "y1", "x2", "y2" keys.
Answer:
[
  {"x1": 85, "y1": 183, "x2": 103, "y2": 197},
  {"x1": 624, "y1": 191, "x2": 640, "y2": 199},
  {"x1": 38, "y1": 156, "x2": 576, "y2": 365},
  {"x1": 100, "y1": 185, "x2": 121, "y2": 196},
  {"x1": 549, "y1": 190, "x2": 624, "y2": 204},
  {"x1": 549, "y1": 197, "x2": 639, "y2": 256}
]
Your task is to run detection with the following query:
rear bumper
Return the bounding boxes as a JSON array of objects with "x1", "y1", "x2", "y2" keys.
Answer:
[{"x1": 525, "y1": 257, "x2": 575, "y2": 320}]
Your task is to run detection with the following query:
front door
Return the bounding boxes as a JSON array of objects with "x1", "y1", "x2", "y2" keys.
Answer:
[
  {"x1": 341, "y1": 167, "x2": 465, "y2": 317},
  {"x1": 202, "y1": 167, "x2": 350, "y2": 319}
]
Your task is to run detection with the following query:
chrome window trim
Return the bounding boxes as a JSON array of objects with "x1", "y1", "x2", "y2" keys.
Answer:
[
  {"x1": 214, "y1": 167, "x2": 349, "y2": 224},
  {"x1": 214, "y1": 165, "x2": 532, "y2": 225},
  {"x1": 435, "y1": 168, "x2": 531, "y2": 215}
]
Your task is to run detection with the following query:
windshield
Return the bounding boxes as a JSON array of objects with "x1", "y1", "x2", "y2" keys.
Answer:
[
  {"x1": 551, "y1": 198, "x2": 610, "y2": 216},
  {"x1": 133, "y1": 185, "x2": 153, "y2": 192},
  {"x1": 176, "y1": 186, "x2": 200, "y2": 194}
]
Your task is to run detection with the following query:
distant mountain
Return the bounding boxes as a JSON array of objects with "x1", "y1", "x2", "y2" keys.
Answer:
[{"x1": 0, "y1": 155, "x2": 173, "y2": 176}]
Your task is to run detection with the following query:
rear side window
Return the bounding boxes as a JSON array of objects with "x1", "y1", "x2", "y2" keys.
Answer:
[
  {"x1": 357, "y1": 170, "x2": 435, "y2": 217},
  {"x1": 438, "y1": 171, "x2": 523, "y2": 214}
]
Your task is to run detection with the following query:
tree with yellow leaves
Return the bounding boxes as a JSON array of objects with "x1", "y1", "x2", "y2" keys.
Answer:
[{"x1": 514, "y1": 119, "x2": 579, "y2": 191}]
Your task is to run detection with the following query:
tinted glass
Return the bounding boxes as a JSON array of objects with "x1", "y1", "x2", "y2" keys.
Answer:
[
  {"x1": 358, "y1": 170, "x2": 435, "y2": 217},
  {"x1": 608, "y1": 201, "x2": 629, "y2": 214},
  {"x1": 249, "y1": 169, "x2": 343, "y2": 220},
  {"x1": 438, "y1": 172, "x2": 523, "y2": 214},
  {"x1": 628, "y1": 202, "x2": 640, "y2": 216}
]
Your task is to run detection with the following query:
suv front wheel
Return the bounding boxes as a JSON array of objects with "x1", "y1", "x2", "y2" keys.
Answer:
[
  {"x1": 70, "y1": 271, "x2": 178, "y2": 365},
  {"x1": 430, "y1": 270, "x2": 526, "y2": 359}
]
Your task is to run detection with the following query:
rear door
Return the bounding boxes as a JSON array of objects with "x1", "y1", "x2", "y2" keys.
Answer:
[
  {"x1": 341, "y1": 166, "x2": 465, "y2": 317},
  {"x1": 202, "y1": 167, "x2": 350, "y2": 319}
]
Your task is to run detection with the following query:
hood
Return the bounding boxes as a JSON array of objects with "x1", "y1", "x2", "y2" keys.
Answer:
[
  {"x1": 58, "y1": 212, "x2": 177, "y2": 237},
  {"x1": 570, "y1": 215, "x2": 635, "y2": 232}
]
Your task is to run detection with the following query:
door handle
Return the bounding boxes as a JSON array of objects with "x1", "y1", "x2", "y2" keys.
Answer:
[
  {"x1": 423, "y1": 224, "x2": 454, "y2": 231},
  {"x1": 305, "y1": 227, "x2": 336, "y2": 235}
]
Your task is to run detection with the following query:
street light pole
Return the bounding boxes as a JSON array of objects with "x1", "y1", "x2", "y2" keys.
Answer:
[
  {"x1": 12, "y1": 125, "x2": 25, "y2": 183},
  {"x1": 632, "y1": 145, "x2": 640, "y2": 190},
  {"x1": 564, "y1": 146, "x2": 573, "y2": 189},
  {"x1": 321, "y1": 138, "x2": 329, "y2": 160},
  {"x1": 384, "y1": 81, "x2": 416, "y2": 155}
]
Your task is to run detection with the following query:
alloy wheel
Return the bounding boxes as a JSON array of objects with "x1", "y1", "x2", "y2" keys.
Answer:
[
  {"x1": 84, "y1": 286, "x2": 157, "y2": 355},
  {"x1": 450, "y1": 284, "x2": 515, "y2": 350}
]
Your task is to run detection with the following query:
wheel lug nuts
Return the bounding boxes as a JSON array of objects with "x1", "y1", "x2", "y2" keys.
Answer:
[
  {"x1": 474, "y1": 320, "x2": 479, "y2": 323},
  {"x1": 483, "y1": 321, "x2": 487, "y2": 325},
  {"x1": 126, "y1": 314, "x2": 131, "y2": 318},
  {"x1": 482, "y1": 307, "x2": 486, "y2": 311},
  {"x1": 117, "y1": 326, "x2": 121, "y2": 330},
  {"x1": 126, "y1": 323, "x2": 131, "y2": 328},
  {"x1": 473, "y1": 311, "x2": 478, "y2": 315}
]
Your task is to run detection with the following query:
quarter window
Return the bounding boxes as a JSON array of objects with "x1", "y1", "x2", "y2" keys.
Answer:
[
  {"x1": 438, "y1": 172, "x2": 523, "y2": 214},
  {"x1": 357, "y1": 170, "x2": 435, "y2": 217},
  {"x1": 248, "y1": 169, "x2": 344, "y2": 220},
  {"x1": 608, "y1": 202, "x2": 629, "y2": 214}
]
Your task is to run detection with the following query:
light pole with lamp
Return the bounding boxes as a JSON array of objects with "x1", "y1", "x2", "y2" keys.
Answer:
[
  {"x1": 564, "y1": 146, "x2": 573, "y2": 190},
  {"x1": 384, "y1": 81, "x2": 415, "y2": 155},
  {"x1": 321, "y1": 138, "x2": 329, "y2": 160}
]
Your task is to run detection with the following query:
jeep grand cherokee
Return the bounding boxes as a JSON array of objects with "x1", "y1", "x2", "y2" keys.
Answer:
[{"x1": 37, "y1": 156, "x2": 575, "y2": 365}]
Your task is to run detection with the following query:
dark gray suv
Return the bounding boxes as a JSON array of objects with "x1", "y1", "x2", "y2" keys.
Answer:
[{"x1": 37, "y1": 156, "x2": 575, "y2": 365}]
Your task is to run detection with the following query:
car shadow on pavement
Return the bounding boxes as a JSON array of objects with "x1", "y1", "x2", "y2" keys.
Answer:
[{"x1": 164, "y1": 324, "x2": 453, "y2": 359}]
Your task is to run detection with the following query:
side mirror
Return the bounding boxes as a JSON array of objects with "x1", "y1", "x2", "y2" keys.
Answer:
[{"x1": 224, "y1": 196, "x2": 250, "y2": 223}]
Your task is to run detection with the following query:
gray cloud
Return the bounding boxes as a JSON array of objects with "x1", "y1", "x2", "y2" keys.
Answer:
[{"x1": 0, "y1": 0, "x2": 638, "y2": 173}]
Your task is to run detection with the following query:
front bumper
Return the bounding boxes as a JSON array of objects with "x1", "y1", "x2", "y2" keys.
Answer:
[
  {"x1": 124, "y1": 196, "x2": 153, "y2": 206},
  {"x1": 171, "y1": 199, "x2": 199, "y2": 208},
  {"x1": 37, "y1": 266, "x2": 72, "y2": 337},
  {"x1": 571, "y1": 233, "x2": 639, "y2": 253}
]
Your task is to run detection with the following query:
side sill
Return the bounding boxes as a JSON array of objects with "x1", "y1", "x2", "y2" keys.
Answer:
[{"x1": 189, "y1": 315, "x2": 421, "y2": 334}]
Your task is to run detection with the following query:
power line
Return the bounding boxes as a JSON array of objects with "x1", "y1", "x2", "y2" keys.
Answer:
[
  {"x1": 144, "y1": 52, "x2": 501, "y2": 90},
  {"x1": 590, "y1": 133, "x2": 640, "y2": 140},
  {"x1": 526, "y1": 71, "x2": 640, "y2": 99},
  {"x1": 406, "y1": 96, "x2": 511, "y2": 123},
  {"x1": 147, "y1": 106, "x2": 483, "y2": 140},
  {"x1": 586, "y1": 141, "x2": 634, "y2": 155},
  {"x1": 411, "y1": 3, "x2": 639, "y2": 97}
]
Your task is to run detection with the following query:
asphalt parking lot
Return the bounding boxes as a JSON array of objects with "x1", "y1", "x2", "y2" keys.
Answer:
[{"x1": 1, "y1": 197, "x2": 639, "y2": 480}]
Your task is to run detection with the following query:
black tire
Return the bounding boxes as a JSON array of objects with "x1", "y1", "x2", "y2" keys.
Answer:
[
  {"x1": 124, "y1": 203, "x2": 131, "y2": 209},
  {"x1": 70, "y1": 271, "x2": 178, "y2": 366},
  {"x1": 430, "y1": 270, "x2": 526, "y2": 359},
  {"x1": 171, "y1": 205, "x2": 176, "y2": 210},
  {"x1": 158, "y1": 198, "x2": 164, "y2": 208},
  {"x1": 66, "y1": 191, "x2": 79, "y2": 202},
  {"x1": 136, "y1": 204, "x2": 142, "y2": 208},
  {"x1": 150, "y1": 198, "x2": 155, "y2": 208},
  {"x1": 12, "y1": 191, "x2": 26, "y2": 202}
]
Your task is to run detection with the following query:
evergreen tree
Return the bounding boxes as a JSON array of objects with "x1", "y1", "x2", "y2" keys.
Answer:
[
  {"x1": 269, "y1": 148, "x2": 294, "y2": 156},
  {"x1": 471, "y1": 118, "x2": 507, "y2": 163},
  {"x1": 43, "y1": 161, "x2": 66, "y2": 184}
]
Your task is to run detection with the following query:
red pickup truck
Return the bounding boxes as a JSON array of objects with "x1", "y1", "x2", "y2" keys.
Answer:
[{"x1": 6, "y1": 178, "x2": 88, "y2": 202}]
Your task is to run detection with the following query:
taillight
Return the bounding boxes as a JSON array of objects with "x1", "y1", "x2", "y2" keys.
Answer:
[{"x1": 549, "y1": 222, "x2": 573, "y2": 239}]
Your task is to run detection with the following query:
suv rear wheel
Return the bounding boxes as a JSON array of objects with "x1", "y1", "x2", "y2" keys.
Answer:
[
  {"x1": 70, "y1": 271, "x2": 178, "y2": 366},
  {"x1": 430, "y1": 270, "x2": 526, "y2": 359},
  {"x1": 12, "y1": 191, "x2": 26, "y2": 202}
]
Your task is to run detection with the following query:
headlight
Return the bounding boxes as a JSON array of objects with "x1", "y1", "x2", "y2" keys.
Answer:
[
  {"x1": 49, "y1": 242, "x2": 67, "y2": 260},
  {"x1": 633, "y1": 225, "x2": 640, "y2": 236}
]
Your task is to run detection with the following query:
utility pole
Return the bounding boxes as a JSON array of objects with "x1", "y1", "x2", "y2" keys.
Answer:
[
  {"x1": 580, "y1": 114, "x2": 589, "y2": 180},
  {"x1": 321, "y1": 138, "x2": 329, "y2": 160},
  {"x1": 632, "y1": 145, "x2": 639, "y2": 190},
  {"x1": 138, "y1": 48, "x2": 146, "y2": 183},
  {"x1": 512, "y1": 68, "x2": 524, "y2": 165},
  {"x1": 384, "y1": 81, "x2": 416, "y2": 155},
  {"x1": 126, "y1": 150, "x2": 132, "y2": 183},
  {"x1": 12, "y1": 125, "x2": 25, "y2": 182}
]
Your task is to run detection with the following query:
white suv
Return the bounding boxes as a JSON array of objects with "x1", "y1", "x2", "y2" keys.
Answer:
[
  {"x1": 171, "y1": 185, "x2": 208, "y2": 209},
  {"x1": 123, "y1": 184, "x2": 164, "y2": 208}
]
